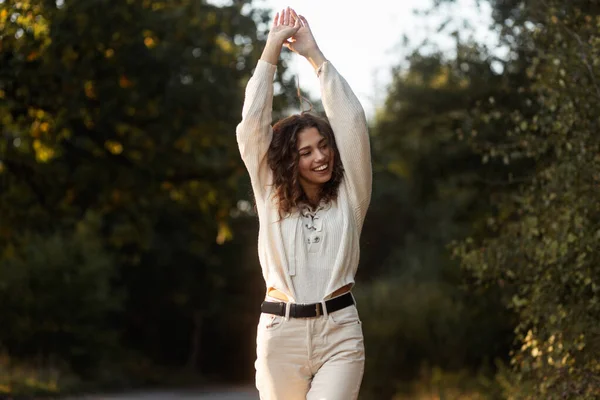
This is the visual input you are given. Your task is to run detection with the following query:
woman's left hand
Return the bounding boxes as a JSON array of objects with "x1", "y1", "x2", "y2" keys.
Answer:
[{"x1": 284, "y1": 10, "x2": 321, "y2": 59}]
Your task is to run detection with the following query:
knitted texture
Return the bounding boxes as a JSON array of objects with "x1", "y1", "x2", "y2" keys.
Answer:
[{"x1": 236, "y1": 60, "x2": 372, "y2": 303}]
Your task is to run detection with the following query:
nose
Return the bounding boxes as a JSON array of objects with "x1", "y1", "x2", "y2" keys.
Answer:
[{"x1": 315, "y1": 148, "x2": 326, "y2": 162}]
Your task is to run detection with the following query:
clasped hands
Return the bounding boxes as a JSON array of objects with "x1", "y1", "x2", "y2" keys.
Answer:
[{"x1": 268, "y1": 7, "x2": 320, "y2": 60}]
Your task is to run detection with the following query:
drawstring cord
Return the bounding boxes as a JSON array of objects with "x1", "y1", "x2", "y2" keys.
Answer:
[{"x1": 296, "y1": 75, "x2": 313, "y2": 113}]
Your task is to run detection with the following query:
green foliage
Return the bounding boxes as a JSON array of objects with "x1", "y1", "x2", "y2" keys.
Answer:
[
  {"x1": 0, "y1": 0, "x2": 273, "y2": 239},
  {"x1": 0, "y1": 0, "x2": 294, "y2": 391},
  {"x1": 375, "y1": 0, "x2": 600, "y2": 396},
  {"x1": 3, "y1": 0, "x2": 597, "y2": 397},
  {"x1": 392, "y1": 367, "x2": 500, "y2": 400},
  {"x1": 361, "y1": 17, "x2": 518, "y2": 397},
  {"x1": 356, "y1": 277, "x2": 509, "y2": 400},
  {"x1": 0, "y1": 212, "x2": 120, "y2": 374},
  {"x1": 0, "y1": 354, "x2": 70, "y2": 397},
  {"x1": 451, "y1": 1, "x2": 600, "y2": 397}
]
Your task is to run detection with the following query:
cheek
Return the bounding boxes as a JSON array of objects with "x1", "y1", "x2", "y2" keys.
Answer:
[{"x1": 298, "y1": 157, "x2": 311, "y2": 175}]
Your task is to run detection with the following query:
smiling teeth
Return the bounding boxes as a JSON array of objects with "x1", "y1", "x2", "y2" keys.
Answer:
[{"x1": 314, "y1": 164, "x2": 327, "y2": 171}]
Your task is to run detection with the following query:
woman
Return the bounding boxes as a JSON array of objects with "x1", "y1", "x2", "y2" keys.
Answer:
[{"x1": 236, "y1": 7, "x2": 372, "y2": 400}]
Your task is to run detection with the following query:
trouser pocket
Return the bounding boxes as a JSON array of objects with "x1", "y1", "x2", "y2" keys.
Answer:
[
  {"x1": 258, "y1": 313, "x2": 285, "y2": 333},
  {"x1": 329, "y1": 305, "x2": 361, "y2": 326}
]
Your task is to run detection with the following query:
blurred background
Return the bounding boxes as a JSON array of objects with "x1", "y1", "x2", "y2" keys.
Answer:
[{"x1": 0, "y1": 0, "x2": 598, "y2": 399}]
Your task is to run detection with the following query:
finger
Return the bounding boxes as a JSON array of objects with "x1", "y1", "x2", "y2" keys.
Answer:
[
  {"x1": 300, "y1": 15, "x2": 309, "y2": 28},
  {"x1": 279, "y1": 9, "x2": 285, "y2": 25},
  {"x1": 290, "y1": 10, "x2": 297, "y2": 25},
  {"x1": 288, "y1": 8, "x2": 295, "y2": 26},
  {"x1": 289, "y1": 7, "x2": 295, "y2": 25},
  {"x1": 291, "y1": 9, "x2": 302, "y2": 26},
  {"x1": 283, "y1": 7, "x2": 290, "y2": 25},
  {"x1": 272, "y1": 12, "x2": 279, "y2": 28}
]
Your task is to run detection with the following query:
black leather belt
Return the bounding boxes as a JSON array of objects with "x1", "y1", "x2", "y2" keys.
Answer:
[{"x1": 261, "y1": 292, "x2": 354, "y2": 318}]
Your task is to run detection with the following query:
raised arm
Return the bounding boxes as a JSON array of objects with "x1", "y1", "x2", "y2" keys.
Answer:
[
  {"x1": 319, "y1": 61, "x2": 372, "y2": 227},
  {"x1": 287, "y1": 11, "x2": 372, "y2": 227},
  {"x1": 236, "y1": 8, "x2": 301, "y2": 207}
]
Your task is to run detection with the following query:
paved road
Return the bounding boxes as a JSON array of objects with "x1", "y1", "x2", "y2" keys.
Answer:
[{"x1": 68, "y1": 387, "x2": 259, "y2": 400}]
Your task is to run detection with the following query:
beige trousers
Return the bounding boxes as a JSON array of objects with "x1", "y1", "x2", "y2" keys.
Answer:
[{"x1": 255, "y1": 299, "x2": 365, "y2": 400}]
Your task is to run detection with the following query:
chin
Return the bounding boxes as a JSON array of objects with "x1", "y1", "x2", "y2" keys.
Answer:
[{"x1": 315, "y1": 173, "x2": 333, "y2": 184}]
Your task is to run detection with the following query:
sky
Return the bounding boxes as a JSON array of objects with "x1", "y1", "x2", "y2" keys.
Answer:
[
  {"x1": 251, "y1": 0, "x2": 498, "y2": 120},
  {"x1": 205, "y1": 0, "x2": 500, "y2": 118}
]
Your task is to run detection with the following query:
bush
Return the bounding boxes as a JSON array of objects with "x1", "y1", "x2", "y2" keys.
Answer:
[
  {"x1": 453, "y1": 1, "x2": 600, "y2": 397},
  {"x1": 356, "y1": 274, "x2": 510, "y2": 400},
  {"x1": 0, "y1": 212, "x2": 123, "y2": 378}
]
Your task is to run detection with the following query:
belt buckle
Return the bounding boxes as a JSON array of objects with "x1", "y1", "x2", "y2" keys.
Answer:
[{"x1": 315, "y1": 303, "x2": 321, "y2": 317}]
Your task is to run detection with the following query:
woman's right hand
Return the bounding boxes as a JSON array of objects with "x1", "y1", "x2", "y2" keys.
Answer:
[
  {"x1": 267, "y1": 7, "x2": 301, "y2": 46},
  {"x1": 260, "y1": 7, "x2": 300, "y2": 65}
]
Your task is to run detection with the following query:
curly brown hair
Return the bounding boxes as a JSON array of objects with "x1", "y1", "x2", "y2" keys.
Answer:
[{"x1": 267, "y1": 112, "x2": 344, "y2": 217}]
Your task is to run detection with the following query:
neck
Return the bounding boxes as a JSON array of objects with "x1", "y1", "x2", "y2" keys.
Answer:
[{"x1": 301, "y1": 182, "x2": 321, "y2": 208}]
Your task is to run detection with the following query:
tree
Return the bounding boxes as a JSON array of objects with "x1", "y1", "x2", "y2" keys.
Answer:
[
  {"x1": 0, "y1": 0, "x2": 296, "y2": 384},
  {"x1": 452, "y1": 0, "x2": 600, "y2": 397},
  {"x1": 358, "y1": 30, "x2": 518, "y2": 400}
]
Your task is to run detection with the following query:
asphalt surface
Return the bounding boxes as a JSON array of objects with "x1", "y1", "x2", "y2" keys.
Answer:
[{"x1": 67, "y1": 387, "x2": 259, "y2": 400}]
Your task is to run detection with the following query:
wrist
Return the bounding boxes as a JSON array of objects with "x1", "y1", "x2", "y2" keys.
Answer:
[
  {"x1": 305, "y1": 47, "x2": 326, "y2": 70},
  {"x1": 266, "y1": 34, "x2": 285, "y2": 48},
  {"x1": 260, "y1": 39, "x2": 283, "y2": 65},
  {"x1": 305, "y1": 46, "x2": 322, "y2": 59}
]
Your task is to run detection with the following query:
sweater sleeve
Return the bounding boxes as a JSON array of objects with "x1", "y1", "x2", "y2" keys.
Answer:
[
  {"x1": 236, "y1": 60, "x2": 277, "y2": 208},
  {"x1": 319, "y1": 61, "x2": 372, "y2": 226}
]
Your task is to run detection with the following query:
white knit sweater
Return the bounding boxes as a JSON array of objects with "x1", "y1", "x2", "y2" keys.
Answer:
[{"x1": 236, "y1": 60, "x2": 372, "y2": 303}]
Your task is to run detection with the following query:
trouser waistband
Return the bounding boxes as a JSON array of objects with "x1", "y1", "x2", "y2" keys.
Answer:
[{"x1": 260, "y1": 292, "x2": 355, "y2": 318}]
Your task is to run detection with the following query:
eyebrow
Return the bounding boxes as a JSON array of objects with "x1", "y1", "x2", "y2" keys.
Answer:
[{"x1": 298, "y1": 138, "x2": 327, "y2": 152}]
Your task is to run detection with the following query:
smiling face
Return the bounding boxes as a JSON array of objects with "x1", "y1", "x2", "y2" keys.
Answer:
[
  {"x1": 268, "y1": 112, "x2": 344, "y2": 215},
  {"x1": 296, "y1": 126, "x2": 335, "y2": 193}
]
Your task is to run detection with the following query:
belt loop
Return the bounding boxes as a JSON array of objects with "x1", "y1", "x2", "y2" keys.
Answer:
[
  {"x1": 284, "y1": 301, "x2": 291, "y2": 321},
  {"x1": 321, "y1": 300, "x2": 328, "y2": 318},
  {"x1": 350, "y1": 292, "x2": 357, "y2": 306}
]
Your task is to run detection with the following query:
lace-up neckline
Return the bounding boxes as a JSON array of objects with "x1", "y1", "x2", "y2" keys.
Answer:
[{"x1": 299, "y1": 203, "x2": 325, "y2": 230}]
